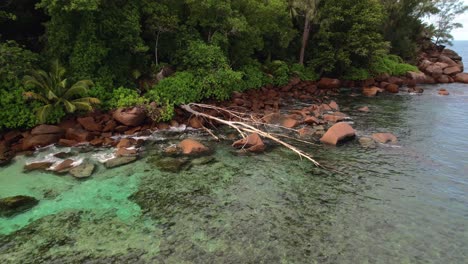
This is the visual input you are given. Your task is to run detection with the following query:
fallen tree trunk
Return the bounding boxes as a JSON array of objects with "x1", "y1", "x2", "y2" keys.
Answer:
[{"x1": 181, "y1": 103, "x2": 322, "y2": 167}]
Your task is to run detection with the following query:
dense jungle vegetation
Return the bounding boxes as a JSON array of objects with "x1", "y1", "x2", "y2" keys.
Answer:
[{"x1": 0, "y1": 0, "x2": 466, "y2": 129}]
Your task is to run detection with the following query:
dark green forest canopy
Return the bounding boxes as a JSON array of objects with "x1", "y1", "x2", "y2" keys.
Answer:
[{"x1": 0, "y1": 0, "x2": 466, "y2": 129}]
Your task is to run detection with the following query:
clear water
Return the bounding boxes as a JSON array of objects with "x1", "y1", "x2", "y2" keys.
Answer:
[{"x1": 1, "y1": 83, "x2": 468, "y2": 263}]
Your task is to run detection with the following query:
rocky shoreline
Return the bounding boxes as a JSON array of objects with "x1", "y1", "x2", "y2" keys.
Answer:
[{"x1": 0, "y1": 48, "x2": 466, "y2": 172}]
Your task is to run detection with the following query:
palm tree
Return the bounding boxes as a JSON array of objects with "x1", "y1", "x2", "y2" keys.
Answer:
[
  {"x1": 23, "y1": 60, "x2": 100, "y2": 124},
  {"x1": 289, "y1": 0, "x2": 321, "y2": 65}
]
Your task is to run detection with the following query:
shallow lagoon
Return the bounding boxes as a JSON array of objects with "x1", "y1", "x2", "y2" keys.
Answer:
[{"x1": 1, "y1": 84, "x2": 467, "y2": 263}]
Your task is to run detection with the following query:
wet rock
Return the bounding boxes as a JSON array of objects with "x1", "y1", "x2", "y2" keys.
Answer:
[
  {"x1": 232, "y1": 133, "x2": 265, "y2": 153},
  {"x1": 358, "y1": 106, "x2": 370, "y2": 112},
  {"x1": 31, "y1": 125, "x2": 64, "y2": 135},
  {"x1": 116, "y1": 138, "x2": 135, "y2": 149},
  {"x1": 359, "y1": 137, "x2": 376, "y2": 148},
  {"x1": 24, "y1": 161, "x2": 54, "y2": 172},
  {"x1": 149, "y1": 156, "x2": 189, "y2": 173},
  {"x1": 281, "y1": 117, "x2": 300, "y2": 128},
  {"x1": 52, "y1": 159, "x2": 75, "y2": 173},
  {"x1": 178, "y1": 139, "x2": 210, "y2": 155},
  {"x1": 388, "y1": 76, "x2": 404, "y2": 86},
  {"x1": 304, "y1": 116, "x2": 321, "y2": 125},
  {"x1": 102, "y1": 120, "x2": 117, "y2": 132},
  {"x1": 191, "y1": 156, "x2": 216, "y2": 166},
  {"x1": 116, "y1": 147, "x2": 138, "y2": 157},
  {"x1": 58, "y1": 138, "x2": 78, "y2": 147},
  {"x1": 408, "y1": 87, "x2": 424, "y2": 94},
  {"x1": 53, "y1": 152, "x2": 74, "y2": 159},
  {"x1": 385, "y1": 84, "x2": 399, "y2": 93},
  {"x1": 66, "y1": 128, "x2": 92, "y2": 143},
  {"x1": 0, "y1": 142, "x2": 14, "y2": 167},
  {"x1": 318, "y1": 78, "x2": 341, "y2": 89},
  {"x1": 438, "y1": 89, "x2": 450, "y2": 96},
  {"x1": 437, "y1": 75, "x2": 451, "y2": 83},
  {"x1": 89, "y1": 138, "x2": 104, "y2": 147},
  {"x1": 297, "y1": 127, "x2": 314, "y2": 138},
  {"x1": 69, "y1": 162, "x2": 95, "y2": 179},
  {"x1": 406, "y1": 71, "x2": 427, "y2": 84},
  {"x1": 320, "y1": 123, "x2": 356, "y2": 145},
  {"x1": 22, "y1": 134, "x2": 61, "y2": 150},
  {"x1": 188, "y1": 116, "x2": 204, "y2": 129},
  {"x1": 372, "y1": 133, "x2": 398, "y2": 144},
  {"x1": 323, "y1": 114, "x2": 345, "y2": 123},
  {"x1": 164, "y1": 145, "x2": 181, "y2": 156},
  {"x1": 0, "y1": 195, "x2": 39, "y2": 217},
  {"x1": 113, "y1": 107, "x2": 146, "y2": 127},
  {"x1": 362, "y1": 87, "x2": 382, "y2": 97},
  {"x1": 3, "y1": 130, "x2": 23, "y2": 144},
  {"x1": 454, "y1": 73, "x2": 468, "y2": 83},
  {"x1": 104, "y1": 156, "x2": 137, "y2": 168},
  {"x1": 77, "y1": 117, "x2": 102, "y2": 132},
  {"x1": 443, "y1": 66, "x2": 462, "y2": 76},
  {"x1": 328, "y1": 101, "x2": 339, "y2": 111}
]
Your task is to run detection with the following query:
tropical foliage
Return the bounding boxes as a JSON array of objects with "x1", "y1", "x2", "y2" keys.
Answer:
[
  {"x1": 23, "y1": 61, "x2": 100, "y2": 123},
  {"x1": 0, "y1": 0, "x2": 466, "y2": 128}
]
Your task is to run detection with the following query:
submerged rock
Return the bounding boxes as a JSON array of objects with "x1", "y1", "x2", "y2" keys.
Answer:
[
  {"x1": 0, "y1": 195, "x2": 39, "y2": 218},
  {"x1": 24, "y1": 161, "x2": 54, "y2": 172},
  {"x1": 362, "y1": 87, "x2": 383, "y2": 97},
  {"x1": 149, "y1": 156, "x2": 189, "y2": 173},
  {"x1": 359, "y1": 137, "x2": 376, "y2": 148},
  {"x1": 104, "y1": 156, "x2": 137, "y2": 168},
  {"x1": 232, "y1": 133, "x2": 265, "y2": 153},
  {"x1": 0, "y1": 142, "x2": 13, "y2": 167},
  {"x1": 358, "y1": 106, "x2": 370, "y2": 112},
  {"x1": 178, "y1": 139, "x2": 210, "y2": 155},
  {"x1": 320, "y1": 123, "x2": 355, "y2": 145},
  {"x1": 438, "y1": 89, "x2": 450, "y2": 96},
  {"x1": 52, "y1": 159, "x2": 75, "y2": 173},
  {"x1": 70, "y1": 162, "x2": 95, "y2": 178},
  {"x1": 372, "y1": 133, "x2": 398, "y2": 144},
  {"x1": 191, "y1": 156, "x2": 216, "y2": 166}
]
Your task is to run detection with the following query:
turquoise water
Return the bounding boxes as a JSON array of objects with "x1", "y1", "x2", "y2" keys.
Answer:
[{"x1": 1, "y1": 84, "x2": 468, "y2": 263}]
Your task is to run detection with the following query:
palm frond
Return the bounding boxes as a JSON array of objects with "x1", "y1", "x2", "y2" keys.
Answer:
[
  {"x1": 72, "y1": 102, "x2": 94, "y2": 112},
  {"x1": 35, "y1": 104, "x2": 54, "y2": 124},
  {"x1": 62, "y1": 99, "x2": 77, "y2": 113},
  {"x1": 23, "y1": 91, "x2": 49, "y2": 104},
  {"x1": 63, "y1": 80, "x2": 94, "y2": 99},
  {"x1": 72, "y1": 97, "x2": 101, "y2": 105}
]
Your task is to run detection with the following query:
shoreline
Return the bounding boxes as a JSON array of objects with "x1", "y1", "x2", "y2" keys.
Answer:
[{"x1": 1, "y1": 48, "x2": 467, "y2": 168}]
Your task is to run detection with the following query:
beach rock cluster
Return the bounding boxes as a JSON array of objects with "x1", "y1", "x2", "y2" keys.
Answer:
[{"x1": 418, "y1": 48, "x2": 467, "y2": 84}]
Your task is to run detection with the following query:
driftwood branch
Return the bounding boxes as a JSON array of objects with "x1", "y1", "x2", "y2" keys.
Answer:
[{"x1": 181, "y1": 103, "x2": 322, "y2": 167}]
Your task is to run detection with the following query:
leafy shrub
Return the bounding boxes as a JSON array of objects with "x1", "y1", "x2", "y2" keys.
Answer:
[
  {"x1": 0, "y1": 88, "x2": 38, "y2": 130},
  {"x1": 179, "y1": 40, "x2": 229, "y2": 71},
  {"x1": 146, "y1": 72, "x2": 202, "y2": 105},
  {"x1": 236, "y1": 63, "x2": 271, "y2": 91},
  {"x1": 107, "y1": 87, "x2": 147, "y2": 109},
  {"x1": 267, "y1": 61, "x2": 291, "y2": 86},
  {"x1": 372, "y1": 55, "x2": 419, "y2": 76},
  {"x1": 201, "y1": 69, "x2": 243, "y2": 100},
  {"x1": 88, "y1": 83, "x2": 113, "y2": 109},
  {"x1": 343, "y1": 67, "x2": 371, "y2": 81},
  {"x1": 0, "y1": 41, "x2": 38, "y2": 86},
  {"x1": 289, "y1": 63, "x2": 319, "y2": 81}
]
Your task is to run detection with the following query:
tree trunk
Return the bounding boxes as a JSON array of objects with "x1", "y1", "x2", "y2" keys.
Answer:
[
  {"x1": 155, "y1": 31, "x2": 160, "y2": 66},
  {"x1": 299, "y1": 18, "x2": 311, "y2": 65}
]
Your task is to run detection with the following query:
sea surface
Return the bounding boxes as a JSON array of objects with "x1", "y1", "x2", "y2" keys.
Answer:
[
  {"x1": 0, "y1": 46, "x2": 468, "y2": 263},
  {"x1": 451, "y1": 40, "x2": 468, "y2": 66}
]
